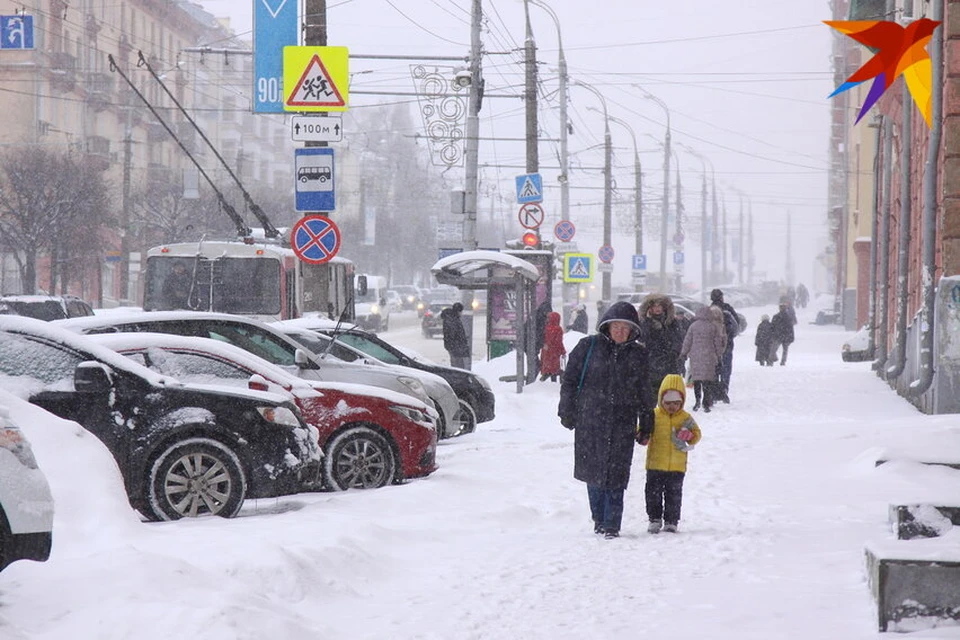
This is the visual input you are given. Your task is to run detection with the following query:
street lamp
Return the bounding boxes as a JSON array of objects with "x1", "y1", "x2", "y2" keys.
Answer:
[
  {"x1": 605, "y1": 113, "x2": 642, "y2": 292},
  {"x1": 730, "y1": 186, "x2": 747, "y2": 285},
  {"x1": 574, "y1": 80, "x2": 613, "y2": 303},
  {"x1": 678, "y1": 143, "x2": 713, "y2": 302},
  {"x1": 634, "y1": 85, "x2": 671, "y2": 292}
]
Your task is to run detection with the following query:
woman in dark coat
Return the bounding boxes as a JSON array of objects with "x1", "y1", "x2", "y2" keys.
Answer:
[
  {"x1": 679, "y1": 306, "x2": 726, "y2": 412},
  {"x1": 754, "y1": 314, "x2": 775, "y2": 366},
  {"x1": 558, "y1": 301, "x2": 652, "y2": 539},
  {"x1": 770, "y1": 303, "x2": 796, "y2": 366},
  {"x1": 637, "y1": 294, "x2": 686, "y2": 410}
]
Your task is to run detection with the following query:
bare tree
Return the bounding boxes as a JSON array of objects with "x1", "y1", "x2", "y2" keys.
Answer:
[{"x1": 0, "y1": 147, "x2": 112, "y2": 294}]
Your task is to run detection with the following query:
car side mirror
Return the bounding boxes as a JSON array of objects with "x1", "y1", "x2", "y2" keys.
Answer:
[
  {"x1": 294, "y1": 348, "x2": 314, "y2": 369},
  {"x1": 74, "y1": 361, "x2": 113, "y2": 393},
  {"x1": 357, "y1": 275, "x2": 368, "y2": 297}
]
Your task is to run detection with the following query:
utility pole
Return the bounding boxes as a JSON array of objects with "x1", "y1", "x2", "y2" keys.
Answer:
[
  {"x1": 711, "y1": 175, "x2": 719, "y2": 288},
  {"x1": 120, "y1": 122, "x2": 132, "y2": 304},
  {"x1": 722, "y1": 196, "x2": 728, "y2": 282},
  {"x1": 747, "y1": 200, "x2": 754, "y2": 284},
  {"x1": 463, "y1": 0, "x2": 483, "y2": 372},
  {"x1": 737, "y1": 194, "x2": 744, "y2": 284},
  {"x1": 786, "y1": 209, "x2": 795, "y2": 286},
  {"x1": 673, "y1": 157, "x2": 683, "y2": 293},
  {"x1": 607, "y1": 114, "x2": 641, "y2": 292},
  {"x1": 576, "y1": 81, "x2": 611, "y2": 302},
  {"x1": 522, "y1": 0, "x2": 538, "y2": 385},
  {"x1": 699, "y1": 170, "x2": 707, "y2": 299}
]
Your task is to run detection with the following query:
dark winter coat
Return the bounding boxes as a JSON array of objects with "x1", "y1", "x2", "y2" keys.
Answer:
[
  {"x1": 558, "y1": 301, "x2": 652, "y2": 490},
  {"x1": 535, "y1": 301, "x2": 552, "y2": 350},
  {"x1": 569, "y1": 308, "x2": 589, "y2": 334},
  {"x1": 754, "y1": 319, "x2": 774, "y2": 362},
  {"x1": 680, "y1": 306, "x2": 725, "y2": 381},
  {"x1": 637, "y1": 294, "x2": 686, "y2": 408},
  {"x1": 540, "y1": 312, "x2": 566, "y2": 376},
  {"x1": 771, "y1": 307, "x2": 795, "y2": 345},
  {"x1": 441, "y1": 308, "x2": 470, "y2": 357}
]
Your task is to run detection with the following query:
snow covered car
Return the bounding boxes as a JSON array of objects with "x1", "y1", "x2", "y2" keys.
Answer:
[
  {"x1": 841, "y1": 325, "x2": 873, "y2": 362},
  {"x1": 277, "y1": 318, "x2": 495, "y2": 430},
  {"x1": 88, "y1": 333, "x2": 438, "y2": 490},
  {"x1": 0, "y1": 294, "x2": 95, "y2": 321},
  {"x1": 0, "y1": 316, "x2": 322, "y2": 521},
  {"x1": 0, "y1": 394, "x2": 54, "y2": 571},
  {"x1": 53, "y1": 311, "x2": 458, "y2": 436}
]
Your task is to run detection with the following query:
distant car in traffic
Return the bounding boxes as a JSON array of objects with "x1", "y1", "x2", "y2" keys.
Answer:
[
  {"x1": 355, "y1": 275, "x2": 390, "y2": 332},
  {"x1": 420, "y1": 302, "x2": 447, "y2": 339},
  {"x1": 0, "y1": 315, "x2": 322, "y2": 521},
  {"x1": 0, "y1": 393, "x2": 54, "y2": 571},
  {"x1": 392, "y1": 285, "x2": 423, "y2": 312},
  {"x1": 88, "y1": 333, "x2": 438, "y2": 490}
]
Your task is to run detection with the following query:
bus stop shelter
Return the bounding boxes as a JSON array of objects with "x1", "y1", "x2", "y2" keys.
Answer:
[{"x1": 431, "y1": 250, "x2": 540, "y2": 393}]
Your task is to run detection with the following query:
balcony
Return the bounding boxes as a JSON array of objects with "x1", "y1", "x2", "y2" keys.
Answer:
[
  {"x1": 85, "y1": 72, "x2": 114, "y2": 111},
  {"x1": 48, "y1": 52, "x2": 77, "y2": 91},
  {"x1": 85, "y1": 136, "x2": 112, "y2": 171},
  {"x1": 147, "y1": 163, "x2": 173, "y2": 188}
]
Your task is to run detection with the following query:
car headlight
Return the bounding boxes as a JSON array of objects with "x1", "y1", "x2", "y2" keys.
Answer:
[
  {"x1": 390, "y1": 405, "x2": 435, "y2": 429},
  {"x1": 370, "y1": 304, "x2": 380, "y2": 315},
  {"x1": 417, "y1": 302, "x2": 424, "y2": 310},
  {"x1": 256, "y1": 405, "x2": 302, "y2": 428},
  {"x1": 407, "y1": 295, "x2": 415, "y2": 303},
  {"x1": 471, "y1": 299, "x2": 480, "y2": 310},
  {"x1": 0, "y1": 421, "x2": 39, "y2": 469},
  {"x1": 397, "y1": 375, "x2": 429, "y2": 401}
]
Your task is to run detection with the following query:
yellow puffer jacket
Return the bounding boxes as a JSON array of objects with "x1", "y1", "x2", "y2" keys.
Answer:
[{"x1": 644, "y1": 373, "x2": 702, "y2": 473}]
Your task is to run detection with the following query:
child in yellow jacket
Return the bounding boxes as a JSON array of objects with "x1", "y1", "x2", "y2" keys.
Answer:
[{"x1": 639, "y1": 373, "x2": 701, "y2": 533}]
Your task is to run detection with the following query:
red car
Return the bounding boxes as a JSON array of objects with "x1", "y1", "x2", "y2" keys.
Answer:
[{"x1": 87, "y1": 333, "x2": 438, "y2": 490}]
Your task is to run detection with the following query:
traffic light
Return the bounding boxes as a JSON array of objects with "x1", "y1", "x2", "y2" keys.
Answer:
[{"x1": 522, "y1": 232, "x2": 539, "y2": 248}]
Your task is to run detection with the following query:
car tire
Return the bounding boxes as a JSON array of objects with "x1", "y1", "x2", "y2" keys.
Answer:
[
  {"x1": 147, "y1": 437, "x2": 247, "y2": 521},
  {"x1": 324, "y1": 426, "x2": 397, "y2": 490},
  {"x1": 451, "y1": 398, "x2": 477, "y2": 437}
]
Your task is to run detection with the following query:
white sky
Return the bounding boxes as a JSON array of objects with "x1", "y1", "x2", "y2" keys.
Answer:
[
  {"x1": 194, "y1": 0, "x2": 833, "y2": 291},
  {"x1": 3, "y1": 301, "x2": 960, "y2": 638}
]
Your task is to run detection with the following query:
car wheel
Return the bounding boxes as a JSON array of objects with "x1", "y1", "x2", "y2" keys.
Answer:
[
  {"x1": 451, "y1": 398, "x2": 477, "y2": 437},
  {"x1": 147, "y1": 437, "x2": 247, "y2": 521},
  {"x1": 324, "y1": 426, "x2": 396, "y2": 490}
]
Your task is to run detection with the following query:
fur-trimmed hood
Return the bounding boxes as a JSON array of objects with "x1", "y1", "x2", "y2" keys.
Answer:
[{"x1": 639, "y1": 294, "x2": 676, "y2": 324}]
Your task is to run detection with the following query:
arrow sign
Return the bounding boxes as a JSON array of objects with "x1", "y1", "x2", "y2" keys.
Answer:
[
  {"x1": 517, "y1": 203, "x2": 545, "y2": 229},
  {"x1": 291, "y1": 216, "x2": 341, "y2": 264},
  {"x1": 292, "y1": 115, "x2": 343, "y2": 142}
]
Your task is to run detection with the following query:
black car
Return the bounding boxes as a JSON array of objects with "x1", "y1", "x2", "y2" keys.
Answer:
[
  {"x1": 420, "y1": 302, "x2": 447, "y2": 339},
  {"x1": 392, "y1": 285, "x2": 423, "y2": 312},
  {"x1": 0, "y1": 294, "x2": 95, "y2": 321},
  {"x1": 307, "y1": 324, "x2": 495, "y2": 425},
  {"x1": 0, "y1": 316, "x2": 322, "y2": 521}
]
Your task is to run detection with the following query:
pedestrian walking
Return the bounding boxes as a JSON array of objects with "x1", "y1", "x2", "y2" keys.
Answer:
[
  {"x1": 770, "y1": 301, "x2": 796, "y2": 366},
  {"x1": 558, "y1": 301, "x2": 653, "y2": 539},
  {"x1": 639, "y1": 373, "x2": 702, "y2": 534},
  {"x1": 539, "y1": 311, "x2": 565, "y2": 382},
  {"x1": 709, "y1": 289, "x2": 740, "y2": 403},
  {"x1": 567, "y1": 304, "x2": 589, "y2": 334},
  {"x1": 754, "y1": 314, "x2": 775, "y2": 366},
  {"x1": 637, "y1": 294, "x2": 685, "y2": 410},
  {"x1": 680, "y1": 306, "x2": 726, "y2": 412},
  {"x1": 796, "y1": 283, "x2": 810, "y2": 309},
  {"x1": 441, "y1": 302, "x2": 471, "y2": 370}
]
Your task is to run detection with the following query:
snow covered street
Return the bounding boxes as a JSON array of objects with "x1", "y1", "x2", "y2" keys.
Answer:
[{"x1": 2, "y1": 304, "x2": 959, "y2": 639}]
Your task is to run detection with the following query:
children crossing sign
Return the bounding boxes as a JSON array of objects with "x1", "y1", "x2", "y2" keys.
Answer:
[
  {"x1": 283, "y1": 46, "x2": 349, "y2": 112},
  {"x1": 563, "y1": 253, "x2": 594, "y2": 283}
]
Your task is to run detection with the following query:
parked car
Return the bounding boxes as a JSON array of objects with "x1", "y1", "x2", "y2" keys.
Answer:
[
  {"x1": 0, "y1": 294, "x2": 95, "y2": 321},
  {"x1": 0, "y1": 315, "x2": 322, "y2": 521},
  {"x1": 277, "y1": 318, "x2": 496, "y2": 432},
  {"x1": 0, "y1": 393, "x2": 54, "y2": 571},
  {"x1": 392, "y1": 285, "x2": 423, "y2": 312},
  {"x1": 54, "y1": 311, "x2": 458, "y2": 437},
  {"x1": 88, "y1": 333, "x2": 438, "y2": 490},
  {"x1": 273, "y1": 325, "x2": 464, "y2": 439}
]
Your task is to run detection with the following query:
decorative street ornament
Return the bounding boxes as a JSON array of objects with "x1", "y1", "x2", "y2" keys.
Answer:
[{"x1": 410, "y1": 65, "x2": 467, "y2": 167}]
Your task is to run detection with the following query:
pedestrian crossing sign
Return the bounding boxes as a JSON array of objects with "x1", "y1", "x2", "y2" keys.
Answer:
[
  {"x1": 515, "y1": 173, "x2": 543, "y2": 204},
  {"x1": 563, "y1": 253, "x2": 594, "y2": 283}
]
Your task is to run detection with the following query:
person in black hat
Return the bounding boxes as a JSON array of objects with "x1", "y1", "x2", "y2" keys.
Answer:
[
  {"x1": 709, "y1": 288, "x2": 740, "y2": 403},
  {"x1": 441, "y1": 302, "x2": 471, "y2": 370}
]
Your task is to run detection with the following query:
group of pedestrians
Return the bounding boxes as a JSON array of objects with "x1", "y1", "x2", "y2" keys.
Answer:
[
  {"x1": 557, "y1": 287, "x2": 795, "y2": 539},
  {"x1": 754, "y1": 297, "x2": 797, "y2": 366}
]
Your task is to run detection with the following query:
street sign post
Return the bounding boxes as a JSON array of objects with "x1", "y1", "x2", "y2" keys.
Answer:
[
  {"x1": 632, "y1": 254, "x2": 647, "y2": 271},
  {"x1": 253, "y1": 0, "x2": 297, "y2": 113},
  {"x1": 291, "y1": 115, "x2": 343, "y2": 142},
  {"x1": 294, "y1": 148, "x2": 335, "y2": 211},
  {"x1": 598, "y1": 245, "x2": 615, "y2": 263},
  {"x1": 515, "y1": 173, "x2": 543, "y2": 204},
  {"x1": 517, "y1": 203, "x2": 545, "y2": 230},
  {"x1": 0, "y1": 15, "x2": 34, "y2": 49},
  {"x1": 563, "y1": 253, "x2": 593, "y2": 283},
  {"x1": 291, "y1": 216, "x2": 342, "y2": 264},
  {"x1": 283, "y1": 46, "x2": 349, "y2": 112},
  {"x1": 554, "y1": 220, "x2": 576, "y2": 242}
]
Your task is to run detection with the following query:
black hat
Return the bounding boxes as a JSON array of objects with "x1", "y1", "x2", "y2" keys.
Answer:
[
  {"x1": 452, "y1": 302, "x2": 464, "y2": 313},
  {"x1": 710, "y1": 289, "x2": 723, "y2": 303}
]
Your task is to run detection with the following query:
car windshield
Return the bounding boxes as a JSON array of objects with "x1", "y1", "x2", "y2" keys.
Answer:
[
  {"x1": 336, "y1": 333, "x2": 401, "y2": 365},
  {"x1": 2, "y1": 300, "x2": 67, "y2": 321},
  {"x1": 283, "y1": 330, "x2": 359, "y2": 363}
]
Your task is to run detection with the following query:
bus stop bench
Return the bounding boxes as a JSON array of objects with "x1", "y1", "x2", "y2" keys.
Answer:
[{"x1": 889, "y1": 505, "x2": 960, "y2": 540}]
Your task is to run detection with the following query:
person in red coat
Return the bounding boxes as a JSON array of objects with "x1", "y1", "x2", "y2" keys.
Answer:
[{"x1": 539, "y1": 311, "x2": 566, "y2": 382}]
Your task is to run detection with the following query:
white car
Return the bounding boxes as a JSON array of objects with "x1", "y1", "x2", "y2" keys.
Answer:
[{"x1": 0, "y1": 394, "x2": 54, "y2": 571}]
